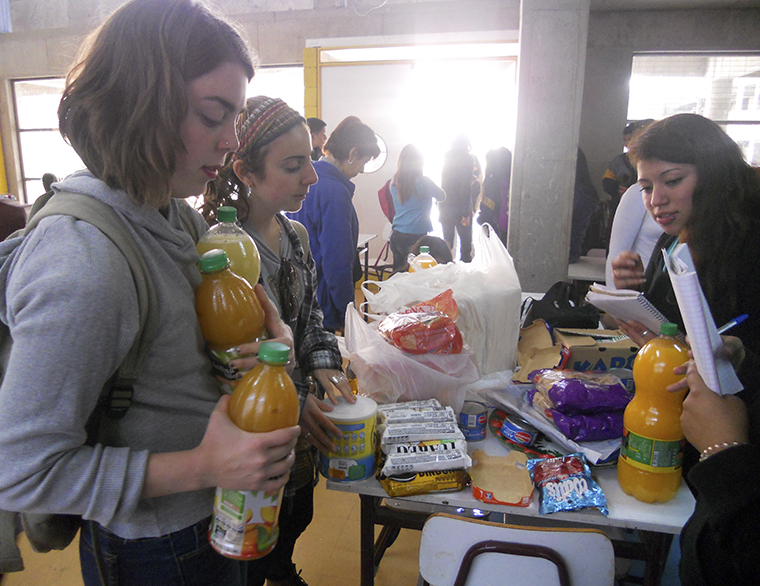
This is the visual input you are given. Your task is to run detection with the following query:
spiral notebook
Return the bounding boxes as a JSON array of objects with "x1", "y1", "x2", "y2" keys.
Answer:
[
  {"x1": 584, "y1": 284, "x2": 668, "y2": 334},
  {"x1": 663, "y1": 243, "x2": 743, "y2": 395}
]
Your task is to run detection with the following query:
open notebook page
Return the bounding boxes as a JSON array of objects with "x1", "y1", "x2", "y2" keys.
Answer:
[{"x1": 663, "y1": 244, "x2": 743, "y2": 395}]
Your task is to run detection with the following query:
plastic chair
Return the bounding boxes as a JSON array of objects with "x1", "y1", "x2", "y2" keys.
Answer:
[
  {"x1": 367, "y1": 222, "x2": 394, "y2": 281},
  {"x1": 418, "y1": 513, "x2": 615, "y2": 586}
]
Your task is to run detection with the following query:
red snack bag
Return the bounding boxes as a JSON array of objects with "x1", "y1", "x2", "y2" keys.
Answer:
[{"x1": 378, "y1": 290, "x2": 463, "y2": 354}]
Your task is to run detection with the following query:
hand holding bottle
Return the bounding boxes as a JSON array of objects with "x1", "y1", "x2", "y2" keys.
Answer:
[
  {"x1": 195, "y1": 394, "x2": 300, "y2": 493},
  {"x1": 673, "y1": 360, "x2": 748, "y2": 455},
  {"x1": 229, "y1": 284, "x2": 296, "y2": 376}
]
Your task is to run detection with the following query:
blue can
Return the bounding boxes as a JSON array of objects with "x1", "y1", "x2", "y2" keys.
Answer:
[{"x1": 458, "y1": 401, "x2": 488, "y2": 441}]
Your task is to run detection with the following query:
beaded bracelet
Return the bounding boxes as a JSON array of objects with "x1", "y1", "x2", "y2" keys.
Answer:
[{"x1": 699, "y1": 441, "x2": 745, "y2": 462}]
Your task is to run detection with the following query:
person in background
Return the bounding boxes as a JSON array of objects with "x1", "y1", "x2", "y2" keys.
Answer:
[
  {"x1": 0, "y1": 195, "x2": 27, "y2": 240},
  {"x1": 388, "y1": 144, "x2": 445, "y2": 272},
  {"x1": 439, "y1": 134, "x2": 481, "y2": 262},
  {"x1": 665, "y1": 337, "x2": 760, "y2": 586},
  {"x1": 569, "y1": 148, "x2": 600, "y2": 263},
  {"x1": 288, "y1": 116, "x2": 380, "y2": 332},
  {"x1": 605, "y1": 182, "x2": 662, "y2": 288},
  {"x1": 602, "y1": 120, "x2": 649, "y2": 217},
  {"x1": 0, "y1": 1, "x2": 303, "y2": 585},
  {"x1": 204, "y1": 96, "x2": 355, "y2": 586},
  {"x1": 476, "y1": 146, "x2": 511, "y2": 246},
  {"x1": 306, "y1": 117, "x2": 327, "y2": 162},
  {"x1": 394, "y1": 235, "x2": 453, "y2": 274}
]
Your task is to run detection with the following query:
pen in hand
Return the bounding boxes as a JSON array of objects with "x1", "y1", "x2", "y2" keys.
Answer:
[{"x1": 717, "y1": 314, "x2": 748, "y2": 335}]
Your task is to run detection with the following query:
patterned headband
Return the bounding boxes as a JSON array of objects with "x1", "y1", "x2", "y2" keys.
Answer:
[{"x1": 234, "y1": 96, "x2": 304, "y2": 161}]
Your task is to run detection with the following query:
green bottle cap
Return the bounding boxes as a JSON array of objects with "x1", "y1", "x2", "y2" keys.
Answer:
[
  {"x1": 216, "y1": 206, "x2": 237, "y2": 223},
  {"x1": 420, "y1": 246, "x2": 430, "y2": 254},
  {"x1": 258, "y1": 341, "x2": 291, "y2": 365},
  {"x1": 198, "y1": 249, "x2": 229, "y2": 273},
  {"x1": 660, "y1": 322, "x2": 678, "y2": 337}
]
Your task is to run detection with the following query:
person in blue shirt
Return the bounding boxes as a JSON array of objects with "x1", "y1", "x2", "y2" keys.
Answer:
[
  {"x1": 388, "y1": 144, "x2": 446, "y2": 272},
  {"x1": 288, "y1": 116, "x2": 380, "y2": 331}
]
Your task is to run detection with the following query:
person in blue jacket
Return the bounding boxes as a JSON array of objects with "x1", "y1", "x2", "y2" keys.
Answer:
[{"x1": 288, "y1": 116, "x2": 380, "y2": 331}]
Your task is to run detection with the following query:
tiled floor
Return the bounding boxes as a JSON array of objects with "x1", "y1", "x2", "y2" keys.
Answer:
[{"x1": 2, "y1": 480, "x2": 422, "y2": 586}]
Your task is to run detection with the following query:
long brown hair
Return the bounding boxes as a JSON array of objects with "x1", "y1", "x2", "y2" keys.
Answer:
[
  {"x1": 629, "y1": 113, "x2": 760, "y2": 318},
  {"x1": 59, "y1": 0, "x2": 254, "y2": 208},
  {"x1": 392, "y1": 144, "x2": 424, "y2": 205}
]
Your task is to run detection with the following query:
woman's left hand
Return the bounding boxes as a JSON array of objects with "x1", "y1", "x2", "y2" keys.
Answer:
[
  {"x1": 677, "y1": 360, "x2": 749, "y2": 453},
  {"x1": 229, "y1": 284, "x2": 296, "y2": 375},
  {"x1": 615, "y1": 318, "x2": 657, "y2": 347},
  {"x1": 299, "y1": 394, "x2": 342, "y2": 455},
  {"x1": 313, "y1": 368, "x2": 356, "y2": 405}
]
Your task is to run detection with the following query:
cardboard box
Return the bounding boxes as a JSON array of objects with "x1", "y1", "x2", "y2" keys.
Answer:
[{"x1": 513, "y1": 320, "x2": 638, "y2": 383}]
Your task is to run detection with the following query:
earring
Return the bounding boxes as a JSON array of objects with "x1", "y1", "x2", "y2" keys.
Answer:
[{"x1": 348, "y1": 159, "x2": 354, "y2": 165}]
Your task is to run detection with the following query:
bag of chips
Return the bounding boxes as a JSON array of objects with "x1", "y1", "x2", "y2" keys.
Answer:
[{"x1": 526, "y1": 453, "x2": 608, "y2": 515}]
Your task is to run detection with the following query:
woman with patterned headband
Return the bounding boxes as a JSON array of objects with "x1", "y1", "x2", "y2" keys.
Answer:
[{"x1": 203, "y1": 96, "x2": 354, "y2": 586}]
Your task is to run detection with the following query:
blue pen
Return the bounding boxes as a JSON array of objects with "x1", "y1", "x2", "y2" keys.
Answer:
[{"x1": 717, "y1": 314, "x2": 748, "y2": 335}]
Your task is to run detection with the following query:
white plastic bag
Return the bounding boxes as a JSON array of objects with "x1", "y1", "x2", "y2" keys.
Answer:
[
  {"x1": 361, "y1": 224, "x2": 522, "y2": 374},
  {"x1": 344, "y1": 303, "x2": 479, "y2": 411}
]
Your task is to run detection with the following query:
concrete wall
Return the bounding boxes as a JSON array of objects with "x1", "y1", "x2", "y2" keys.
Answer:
[{"x1": 581, "y1": 8, "x2": 760, "y2": 204}]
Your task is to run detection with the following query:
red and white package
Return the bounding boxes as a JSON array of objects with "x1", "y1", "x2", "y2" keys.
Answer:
[{"x1": 377, "y1": 290, "x2": 463, "y2": 355}]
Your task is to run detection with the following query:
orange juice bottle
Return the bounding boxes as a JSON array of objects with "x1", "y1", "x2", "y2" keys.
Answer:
[
  {"x1": 197, "y1": 206, "x2": 261, "y2": 287},
  {"x1": 196, "y1": 249, "x2": 266, "y2": 393},
  {"x1": 209, "y1": 341, "x2": 300, "y2": 560},
  {"x1": 409, "y1": 245, "x2": 438, "y2": 272},
  {"x1": 617, "y1": 322, "x2": 689, "y2": 503}
]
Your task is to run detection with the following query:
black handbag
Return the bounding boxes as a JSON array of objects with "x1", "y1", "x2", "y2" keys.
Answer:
[{"x1": 522, "y1": 281, "x2": 600, "y2": 329}]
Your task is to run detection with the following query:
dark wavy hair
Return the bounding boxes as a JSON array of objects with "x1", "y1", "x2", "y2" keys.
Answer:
[
  {"x1": 59, "y1": 0, "x2": 254, "y2": 207},
  {"x1": 629, "y1": 113, "x2": 760, "y2": 316},
  {"x1": 202, "y1": 97, "x2": 307, "y2": 223}
]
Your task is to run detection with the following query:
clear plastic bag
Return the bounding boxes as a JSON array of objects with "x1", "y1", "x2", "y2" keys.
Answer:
[
  {"x1": 360, "y1": 224, "x2": 521, "y2": 375},
  {"x1": 344, "y1": 303, "x2": 479, "y2": 411}
]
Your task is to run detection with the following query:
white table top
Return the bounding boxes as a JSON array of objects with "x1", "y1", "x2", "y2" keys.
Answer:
[
  {"x1": 326, "y1": 433, "x2": 695, "y2": 535},
  {"x1": 357, "y1": 233, "x2": 377, "y2": 248},
  {"x1": 568, "y1": 255, "x2": 606, "y2": 283}
]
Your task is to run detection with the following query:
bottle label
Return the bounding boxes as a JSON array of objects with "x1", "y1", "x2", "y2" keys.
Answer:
[
  {"x1": 209, "y1": 487, "x2": 283, "y2": 559},
  {"x1": 207, "y1": 347, "x2": 242, "y2": 394},
  {"x1": 619, "y1": 429, "x2": 685, "y2": 473}
]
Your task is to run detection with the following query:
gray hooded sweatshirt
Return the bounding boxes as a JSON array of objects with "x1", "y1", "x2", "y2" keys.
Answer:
[{"x1": 0, "y1": 171, "x2": 218, "y2": 539}]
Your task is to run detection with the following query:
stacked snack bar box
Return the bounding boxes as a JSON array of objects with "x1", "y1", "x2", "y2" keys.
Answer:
[{"x1": 376, "y1": 399, "x2": 470, "y2": 497}]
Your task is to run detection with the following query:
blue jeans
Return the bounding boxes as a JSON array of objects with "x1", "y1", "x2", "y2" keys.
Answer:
[{"x1": 79, "y1": 516, "x2": 246, "y2": 586}]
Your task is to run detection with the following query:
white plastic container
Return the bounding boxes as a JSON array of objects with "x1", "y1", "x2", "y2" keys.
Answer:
[{"x1": 319, "y1": 395, "x2": 378, "y2": 482}]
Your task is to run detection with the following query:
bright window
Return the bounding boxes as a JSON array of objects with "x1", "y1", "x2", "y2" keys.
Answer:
[
  {"x1": 11, "y1": 66, "x2": 305, "y2": 204},
  {"x1": 628, "y1": 53, "x2": 760, "y2": 165}
]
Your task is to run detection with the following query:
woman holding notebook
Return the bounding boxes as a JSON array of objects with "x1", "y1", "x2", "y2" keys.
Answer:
[
  {"x1": 610, "y1": 114, "x2": 760, "y2": 380},
  {"x1": 611, "y1": 114, "x2": 760, "y2": 586}
]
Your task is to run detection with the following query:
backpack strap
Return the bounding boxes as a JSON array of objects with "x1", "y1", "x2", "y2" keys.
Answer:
[
  {"x1": 290, "y1": 219, "x2": 311, "y2": 261},
  {"x1": 26, "y1": 191, "x2": 158, "y2": 419}
]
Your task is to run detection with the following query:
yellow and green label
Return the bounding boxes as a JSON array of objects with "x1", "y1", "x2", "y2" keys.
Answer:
[{"x1": 619, "y1": 429, "x2": 685, "y2": 473}]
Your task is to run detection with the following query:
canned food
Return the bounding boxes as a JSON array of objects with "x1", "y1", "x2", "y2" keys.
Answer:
[
  {"x1": 500, "y1": 412, "x2": 540, "y2": 446},
  {"x1": 458, "y1": 401, "x2": 488, "y2": 441}
]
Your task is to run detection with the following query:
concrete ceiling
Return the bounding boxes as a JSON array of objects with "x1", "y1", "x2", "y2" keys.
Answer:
[{"x1": 590, "y1": 0, "x2": 760, "y2": 10}]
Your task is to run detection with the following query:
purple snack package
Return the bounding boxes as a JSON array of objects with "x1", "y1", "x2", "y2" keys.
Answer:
[
  {"x1": 547, "y1": 378, "x2": 632, "y2": 415},
  {"x1": 550, "y1": 410, "x2": 625, "y2": 442}
]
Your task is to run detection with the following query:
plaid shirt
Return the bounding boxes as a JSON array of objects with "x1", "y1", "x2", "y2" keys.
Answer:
[
  {"x1": 278, "y1": 214, "x2": 342, "y2": 496},
  {"x1": 279, "y1": 213, "x2": 342, "y2": 375}
]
